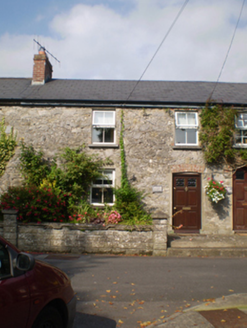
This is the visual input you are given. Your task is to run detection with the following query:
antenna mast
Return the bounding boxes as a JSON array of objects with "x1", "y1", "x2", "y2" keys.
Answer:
[{"x1": 33, "y1": 39, "x2": 60, "y2": 64}]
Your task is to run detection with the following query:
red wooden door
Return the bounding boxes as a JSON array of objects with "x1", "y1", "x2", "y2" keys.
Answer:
[
  {"x1": 233, "y1": 167, "x2": 247, "y2": 230},
  {"x1": 173, "y1": 174, "x2": 201, "y2": 232}
]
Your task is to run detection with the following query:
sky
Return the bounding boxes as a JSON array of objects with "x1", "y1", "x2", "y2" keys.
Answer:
[{"x1": 1, "y1": 0, "x2": 247, "y2": 82}]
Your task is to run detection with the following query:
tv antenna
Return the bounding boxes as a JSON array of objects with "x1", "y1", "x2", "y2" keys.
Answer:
[{"x1": 33, "y1": 39, "x2": 60, "y2": 64}]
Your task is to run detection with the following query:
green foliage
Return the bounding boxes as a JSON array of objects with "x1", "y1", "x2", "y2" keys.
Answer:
[
  {"x1": 19, "y1": 144, "x2": 108, "y2": 202},
  {"x1": 199, "y1": 104, "x2": 236, "y2": 163},
  {"x1": 199, "y1": 104, "x2": 237, "y2": 164},
  {"x1": 19, "y1": 143, "x2": 50, "y2": 185},
  {"x1": 113, "y1": 110, "x2": 152, "y2": 225},
  {"x1": 114, "y1": 186, "x2": 151, "y2": 224},
  {"x1": 0, "y1": 119, "x2": 17, "y2": 177},
  {"x1": 199, "y1": 104, "x2": 247, "y2": 166},
  {"x1": 0, "y1": 185, "x2": 69, "y2": 223}
]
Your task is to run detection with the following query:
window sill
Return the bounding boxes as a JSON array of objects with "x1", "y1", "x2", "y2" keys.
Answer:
[
  {"x1": 233, "y1": 145, "x2": 247, "y2": 149},
  {"x1": 90, "y1": 204, "x2": 114, "y2": 207},
  {"x1": 173, "y1": 145, "x2": 202, "y2": 150},
  {"x1": 89, "y1": 144, "x2": 119, "y2": 149}
]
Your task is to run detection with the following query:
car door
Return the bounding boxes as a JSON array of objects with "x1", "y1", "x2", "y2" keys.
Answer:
[{"x1": 0, "y1": 242, "x2": 30, "y2": 328}]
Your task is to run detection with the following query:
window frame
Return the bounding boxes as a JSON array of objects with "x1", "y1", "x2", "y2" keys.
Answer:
[
  {"x1": 175, "y1": 112, "x2": 199, "y2": 146},
  {"x1": 92, "y1": 110, "x2": 116, "y2": 145},
  {"x1": 90, "y1": 169, "x2": 115, "y2": 206},
  {"x1": 234, "y1": 113, "x2": 247, "y2": 147}
]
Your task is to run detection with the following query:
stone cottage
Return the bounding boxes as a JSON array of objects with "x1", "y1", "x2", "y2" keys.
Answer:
[{"x1": 1, "y1": 50, "x2": 247, "y2": 236}]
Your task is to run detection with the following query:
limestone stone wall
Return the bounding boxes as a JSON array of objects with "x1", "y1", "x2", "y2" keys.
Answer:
[
  {"x1": 0, "y1": 210, "x2": 168, "y2": 255},
  {"x1": 0, "y1": 105, "x2": 233, "y2": 235}
]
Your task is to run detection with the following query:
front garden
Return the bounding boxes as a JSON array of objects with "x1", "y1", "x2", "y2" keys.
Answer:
[{"x1": 0, "y1": 142, "x2": 151, "y2": 225}]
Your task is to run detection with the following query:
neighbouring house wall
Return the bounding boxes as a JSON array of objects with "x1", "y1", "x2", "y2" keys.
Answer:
[
  {"x1": 0, "y1": 106, "x2": 233, "y2": 234},
  {"x1": 0, "y1": 210, "x2": 167, "y2": 256}
]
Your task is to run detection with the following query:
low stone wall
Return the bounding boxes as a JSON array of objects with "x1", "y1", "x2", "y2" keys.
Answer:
[{"x1": 0, "y1": 210, "x2": 167, "y2": 256}]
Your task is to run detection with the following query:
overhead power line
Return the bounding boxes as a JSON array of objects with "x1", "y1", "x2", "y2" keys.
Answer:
[
  {"x1": 124, "y1": 0, "x2": 190, "y2": 104},
  {"x1": 209, "y1": 0, "x2": 246, "y2": 100}
]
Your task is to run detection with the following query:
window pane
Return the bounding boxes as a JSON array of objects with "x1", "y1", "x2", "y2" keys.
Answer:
[
  {"x1": 243, "y1": 131, "x2": 247, "y2": 144},
  {"x1": 237, "y1": 116, "x2": 243, "y2": 127},
  {"x1": 235, "y1": 130, "x2": 241, "y2": 143},
  {"x1": 188, "y1": 178, "x2": 196, "y2": 187},
  {"x1": 187, "y1": 113, "x2": 196, "y2": 126},
  {"x1": 187, "y1": 129, "x2": 197, "y2": 144},
  {"x1": 177, "y1": 113, "x2": 186, "y2": 125},
  {"x1": 104, "y1": 112, "x2": 114, "y2": 124},
  {"x1": 237, "y1": 114, "x2": 247, "y2": 127},
  {"x1": 242, "y1": 114, "x2": 247, "y2": 126},
  {"x1": 94, "y1": 177, "x2": 103, "y2": 184},
  {"x1": 176, "y1": 178, "x2": 184, "y2": 187},
  {"x1": 104, "y1": 188, "x2": 113, "y2": 203},
  {"x1": 103, "y1": 171, "x2": 113, "y2": 184},
  {"x1": 236, "y1": 170, "x2": 245, "y2": 180},
  {"x1": 105, "y1": 128, "x2": 114, "y2": 143},
  {"x1": 175, "y1": 129, "x2": 186, "y2": 144},
  {"x1": 94, "y1": 112, "x2": 104, "y2": 124},
  {"x1": 92, "y1": 188, "x2": 103, "y2": 203},
  {"x1": 92, "y1": 128, "x2": 103, "y2": 143}
]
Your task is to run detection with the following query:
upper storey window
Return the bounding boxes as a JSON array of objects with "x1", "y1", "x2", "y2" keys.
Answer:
[
  {"x1": 175, "y1": 112, "x2": 198, "y2": 145},
  {"x1": 92, "y1": 111, "x2": 115, "y2": 144},
  {"x1": 235, "y1": 113, "x2": 247, "y2": 146}
]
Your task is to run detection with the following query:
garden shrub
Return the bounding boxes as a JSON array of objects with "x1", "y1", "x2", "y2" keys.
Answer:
[{"x1": 0, "y1": 185, "x2": 70, "y2": 223}]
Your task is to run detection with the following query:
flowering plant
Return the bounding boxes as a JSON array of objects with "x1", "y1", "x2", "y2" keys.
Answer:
[
  {"x1": 204, "y1": 178, "x2": 227, "y2": 203},
  {"x1": 0, "y1": 185, "x2": 69, "y2": 223},
  {"x1": 105, "y1": 210, "x2": 121, "y2": 224}
]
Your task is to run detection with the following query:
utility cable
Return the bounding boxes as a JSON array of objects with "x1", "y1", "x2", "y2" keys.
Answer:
[
  {"x1": 124, "y1": 0, "x2": 190, "y2": 104},
  {"x1": 209, "y1": 0, "x2": 246, "y2": 100}
]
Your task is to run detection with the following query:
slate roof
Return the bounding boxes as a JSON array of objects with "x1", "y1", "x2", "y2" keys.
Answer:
[{"x1": 0, "y1": 78, "x2": 247, "y2": 107}]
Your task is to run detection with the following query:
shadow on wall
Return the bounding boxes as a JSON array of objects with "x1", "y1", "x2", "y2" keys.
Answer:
[{"x1": 211, "y1": 197, "x2": 230, "y2": 221}]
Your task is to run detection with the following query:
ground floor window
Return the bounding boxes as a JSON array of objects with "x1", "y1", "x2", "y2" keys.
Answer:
[{"x1": 91, "y1": 170, "x2": 115, "y2": 205}]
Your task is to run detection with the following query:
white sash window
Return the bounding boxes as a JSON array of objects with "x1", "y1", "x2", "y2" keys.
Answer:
[
  {"x1": 92, "y1": 111, "x2": 115, "y2": 144},
  {"x1": 175, "y1": 112, "x2": 198, "y2": 145}
]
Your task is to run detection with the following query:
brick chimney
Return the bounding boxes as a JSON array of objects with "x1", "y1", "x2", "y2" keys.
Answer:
[{"x1": 32, "y1": 49, "x2": 53, "y2": 85}]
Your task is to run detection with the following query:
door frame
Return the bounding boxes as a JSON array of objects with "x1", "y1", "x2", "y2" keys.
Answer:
[{"x1": 172, "y1": 172, "x2": 201, "y2": 233}]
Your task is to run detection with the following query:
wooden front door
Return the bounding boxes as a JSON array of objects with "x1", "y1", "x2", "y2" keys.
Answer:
[
  {"x1": 233, "y1": 167, "x2": 247, "y2": 230},
  {"x1": 173, "y1": 174, "x2": 201, "y2": 232}
]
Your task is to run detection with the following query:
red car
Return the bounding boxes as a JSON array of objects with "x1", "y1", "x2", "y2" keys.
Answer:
[{"x1": 0, "y1": 236, "x2": 76, "y2": 328}]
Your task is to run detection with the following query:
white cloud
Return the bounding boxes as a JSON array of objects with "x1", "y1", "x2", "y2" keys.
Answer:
[{"x1": 1, "y1": 0, "x2": 247, "y2": 82}]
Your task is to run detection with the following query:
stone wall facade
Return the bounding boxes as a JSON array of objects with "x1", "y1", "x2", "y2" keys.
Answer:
[
  {"x1": 0, "y1": 210, "x2": 167, "y2": 255},
  {"x1": 0, "y1": 105, "x2": 234, "y2": 235}
]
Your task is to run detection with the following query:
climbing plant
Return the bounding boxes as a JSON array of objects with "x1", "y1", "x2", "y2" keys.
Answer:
[
  {"x1": 0, "y1": 119, "x2": 17, "y2": 177},
  {"x1": 113, "y1": 110, "x2": 151, "y2": 224},
  {"x1": 199, "y1": 103, "x2": 247, "y2": 166}
]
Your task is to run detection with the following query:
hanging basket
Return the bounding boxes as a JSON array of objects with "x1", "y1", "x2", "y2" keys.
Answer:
[{"x1": 204, "y1": 178, "x2": 227, "y2": 203}]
